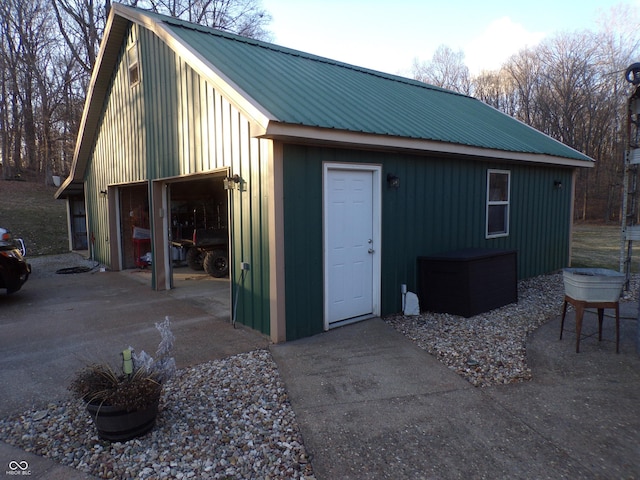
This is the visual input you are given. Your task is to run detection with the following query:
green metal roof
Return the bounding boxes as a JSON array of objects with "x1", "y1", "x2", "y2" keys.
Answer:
[{"x1": 156, "y1": 15, "x2": 591, "y2": 163}]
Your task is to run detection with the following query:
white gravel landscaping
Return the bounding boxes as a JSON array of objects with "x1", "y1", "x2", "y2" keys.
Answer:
[
  {"x1": 386, "y1": 272, "x2": 637, "y2": 387},
  {"x1": 0, "y1": 350, "x2": 314, "y2": 479}
]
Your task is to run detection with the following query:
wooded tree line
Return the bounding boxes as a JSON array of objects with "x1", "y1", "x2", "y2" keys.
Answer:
[
  {"x1": 0, "y1": 0, "x2": 271, "y2": 184},
  {"x1": 412, "y1": 5, "x2": 639, "y2": 221},
  {"x1": 1, "y1": 1, "x2": 638, "y2": 222}
]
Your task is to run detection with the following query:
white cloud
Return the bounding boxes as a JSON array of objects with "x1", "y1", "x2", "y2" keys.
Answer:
[{"x1": 464, "y1": 16, "x2": 546, "y2": 74}]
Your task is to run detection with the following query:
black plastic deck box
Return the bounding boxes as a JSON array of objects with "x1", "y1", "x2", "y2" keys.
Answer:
[{"x1": 417, "y1": 248, "x2": 517, "y2": 317}]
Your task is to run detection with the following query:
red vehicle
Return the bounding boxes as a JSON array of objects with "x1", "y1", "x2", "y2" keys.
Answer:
[{"x1": 0, "y1": 227, "x2": 30, "y2": 294}]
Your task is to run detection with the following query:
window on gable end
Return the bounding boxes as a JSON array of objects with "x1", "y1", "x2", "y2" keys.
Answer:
[
  {"x1": 486, "y1": 169, "x2": 510, "y2": 238},
  {"x1": 127, "y1": 42, "x2": 140, "y2": 87}
]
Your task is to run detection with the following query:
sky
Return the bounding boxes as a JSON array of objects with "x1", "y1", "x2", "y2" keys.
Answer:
[{"x1": 261, "y1": 0, "x2": 640, "y2": 76}]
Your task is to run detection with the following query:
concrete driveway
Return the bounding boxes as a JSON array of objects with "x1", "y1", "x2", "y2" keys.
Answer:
[
  {"x1": 0, "y1": 254, "x2": 269, "y2": 418},
  {"x1": 271, "y1": 301, "x2": 640, "y2": 479}
]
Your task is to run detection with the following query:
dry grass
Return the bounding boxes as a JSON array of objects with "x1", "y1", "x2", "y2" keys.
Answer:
[
  {"x1": 571, "y1": 223, "x2": 627, "y2": 271},
  {"x1": 0, "y1": 178, "x2": 68, "y2": 256}
]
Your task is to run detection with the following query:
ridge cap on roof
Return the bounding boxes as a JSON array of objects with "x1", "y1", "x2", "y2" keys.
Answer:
[{"x1": 123, "y1": 4, "x2": 465, "y2": 99}]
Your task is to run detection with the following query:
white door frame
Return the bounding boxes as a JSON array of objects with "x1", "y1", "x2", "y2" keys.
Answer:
[{"x1": 323, "y1": 162, "x2": 382, "y2": 330}]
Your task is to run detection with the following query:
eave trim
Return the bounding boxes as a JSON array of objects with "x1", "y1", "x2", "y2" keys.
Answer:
[{"x1": 261, "y1": 123, "x2": 595, "y2": 168}]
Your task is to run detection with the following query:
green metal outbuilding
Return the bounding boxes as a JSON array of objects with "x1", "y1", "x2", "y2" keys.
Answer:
[{"x1": 56, "y1": 3, "x2": 593, "y2": 342}]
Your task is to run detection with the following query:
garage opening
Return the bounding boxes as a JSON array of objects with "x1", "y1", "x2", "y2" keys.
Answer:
[
  {"x1": 169, "y1": 175, "x2": 228, "y2": 278},
  {"x1": 118, "y1": 184, "x2": 150, "y2": 270},
  {"x1": 116, "y1": 175, "x2": 231, "y2": 318},
  {"x1": 166, "y1": 173, "x2": 230, "y2": 317}
]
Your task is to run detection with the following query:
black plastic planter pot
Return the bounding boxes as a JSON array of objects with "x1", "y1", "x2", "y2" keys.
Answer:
[{"x1": 86, "y1": 399, "x2": 159, "y2": 442}]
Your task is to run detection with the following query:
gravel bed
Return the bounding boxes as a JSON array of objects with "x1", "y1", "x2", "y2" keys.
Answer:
[
  {"x1": 0, "y1": 350, "x2": 315, "y2": 479},
  {"x1": 385, "y1": 272, "x2": 638, "y2": 387}
]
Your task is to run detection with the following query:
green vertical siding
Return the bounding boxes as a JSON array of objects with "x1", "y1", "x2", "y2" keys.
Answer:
[
  {"x1": 141, "y1": 26, "x2": 271, "y2": 335},
  {"x1": 141, "y1": 29, "x2": 179, "y2": 179},
  {"x1": 283, "y1": 144, "x2": 574, "y2": 339},
  {"x1": 139, "y1": 27, "x2": 236, "y2": 179},
  {"x1": 381, "y1": 156, "x2": 573, "y2": 316},
  {"x1": 228, "y1": 113, "x2": 271, "y2": 336},
  {"x1": 282, "y1": 146, "x2": 324, "y2": 340},
  {"x1": 84, "y1": 24, "x2": 147, "y2": 263},
  {"x1": 84, "y1": 24, "x2": 271, "y2": 336}
]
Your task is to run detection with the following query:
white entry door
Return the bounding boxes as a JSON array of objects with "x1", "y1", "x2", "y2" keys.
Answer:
[{"x1": 324, "y1": 164, "x2": 381, "y2": 329}]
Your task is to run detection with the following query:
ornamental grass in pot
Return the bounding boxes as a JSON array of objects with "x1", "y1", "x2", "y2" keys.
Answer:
[{"x1": 69, "y1": 317, "x2": 176, "y2": 442}]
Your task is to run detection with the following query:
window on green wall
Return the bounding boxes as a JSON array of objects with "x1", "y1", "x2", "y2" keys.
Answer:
[
  {"x1": 127, "y1": 42, "x2": 140, "y2": 87},
  {"x1": 486, "y1": 169, "x2": 510, "y2": 238}
]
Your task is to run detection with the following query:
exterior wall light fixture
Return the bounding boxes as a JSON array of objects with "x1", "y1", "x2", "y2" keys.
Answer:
[
  {"x1": 387, "y1": 173, "x2": 400, "y2": 188},
  {"x1": 224, "y1": 174, "x2": 243, "y2": 190},
  {"x1": 554, "y1": 180, "x2": 563, "y2": 189}
]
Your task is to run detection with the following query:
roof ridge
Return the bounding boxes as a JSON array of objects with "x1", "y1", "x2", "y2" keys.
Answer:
[{"x1": 159, "y1": 15, "x2": 466, "y2": 99}]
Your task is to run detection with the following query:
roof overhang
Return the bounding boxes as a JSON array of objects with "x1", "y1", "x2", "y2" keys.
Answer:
[
  {"x1": 56, "y1": 180, "x2": 85, "y2": 198},
  {"x1": 261, "y1": 123, "x2": 596, "y2": 168}
]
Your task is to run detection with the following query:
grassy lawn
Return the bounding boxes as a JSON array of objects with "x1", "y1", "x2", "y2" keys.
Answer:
[
  {"x1": 571, "y1": 223, "x2": 626, "y2": 271},
  {"x1": 0, "y1": 179, "x2": 68, "y2": 256}
]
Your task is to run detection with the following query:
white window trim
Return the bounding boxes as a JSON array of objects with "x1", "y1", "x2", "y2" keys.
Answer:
[
  {"x1": 486, "y1": 169, "x2": 510, "y2": 239},
  {"x1": 127, "y1": 42, "x2": 140, "y2": 87}
]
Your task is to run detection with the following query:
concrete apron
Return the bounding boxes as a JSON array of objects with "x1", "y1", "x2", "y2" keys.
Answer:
[
  {"x1": 0, "y1": 266, "x2": 270, "y2": 418},
  {"x1": 271, "y1": 310, "x2": 640, "y2": 480}
]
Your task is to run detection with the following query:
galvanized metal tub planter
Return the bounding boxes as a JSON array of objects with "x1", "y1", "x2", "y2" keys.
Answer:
[
  {"x1": 562, "y1": 268, "x2": 625, "y2": 302},
  {"x1": 86, "y1": 397, "x2": 159, "y2": 442}
]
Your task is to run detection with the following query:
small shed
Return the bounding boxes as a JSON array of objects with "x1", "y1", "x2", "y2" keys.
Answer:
[{"x1": 56, "y1": 3, "x2": 594, "y2": 342}]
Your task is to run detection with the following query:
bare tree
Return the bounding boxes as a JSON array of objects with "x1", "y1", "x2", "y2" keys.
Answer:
[
  {"x1": 51, "y1": 0, "x2": 109, "y2": 78},
  {"x1": 472, "y1": 68, "x2": 517, "y2": 116},
  {"x1": 12, "y1": 0, "x2": 58, "y2": 173},
  {"x1": 0, "y1": 0, "x2": 272, "y2": 181},
  {"x1": 0, "y1": 0, "x2": 76, "y2": 183},
  {"x1": 136, "y1": 0, "x2": 272, "y2": 40},
  {"x1": 0, "y1": 0, "x2": 26, "y2": 178},
  {"x1": 0, "y1": 50, "x2": 8, "y2": 178},
  {"x1": 593, "y1": 4, "x2": 640, "y2": 221},
  {"x1": 503, "y1": 48, "x2": 544, "y2": 128},
  {"x1": 412, "y1": 45, "x2": 471, "y2": 94},
  {"x1": 535, "y1": 33, "x2": 600, "y2": 148}
]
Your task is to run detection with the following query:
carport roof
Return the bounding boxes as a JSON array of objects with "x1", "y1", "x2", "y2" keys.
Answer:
[{"x1": 57, "y1": 3, "x2": 593, "y2": 198}]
